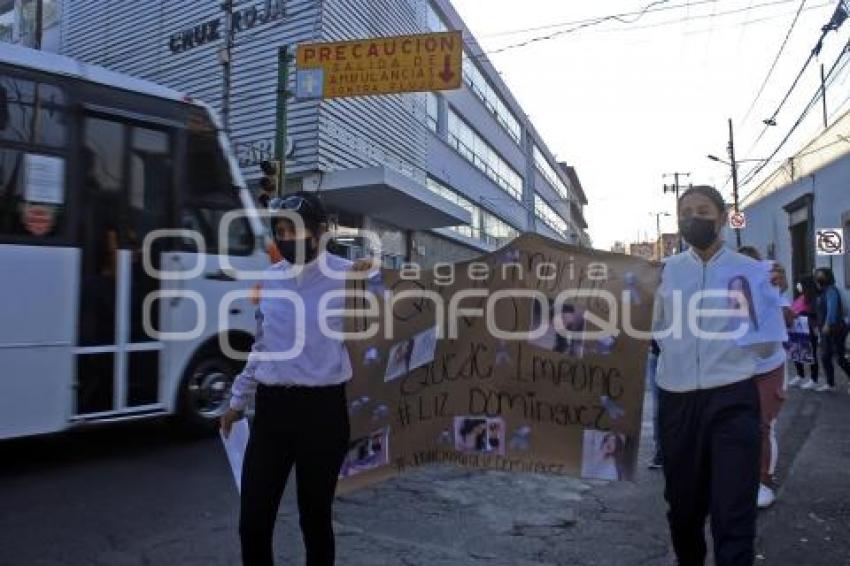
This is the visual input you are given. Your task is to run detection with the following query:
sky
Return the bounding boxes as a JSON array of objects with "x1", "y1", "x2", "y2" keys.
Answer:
[{"x1": 450, "y1": 0, "x2": 850, "y2": 249}]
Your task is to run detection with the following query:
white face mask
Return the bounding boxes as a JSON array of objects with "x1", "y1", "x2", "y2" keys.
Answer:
[{"x1": 796, "y1": 283, "x2": 803, "y2": 294}]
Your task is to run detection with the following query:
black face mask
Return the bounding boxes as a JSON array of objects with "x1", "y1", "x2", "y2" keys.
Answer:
[
  {"x1": 816, "y1": 277, "x2": 828, "y2": 288},
  {"x1": 679, "y1": 217, "x2": 719, "y2": 251},
  {"x1": 275, "y1": 237, "x2": 319, "y2": 265}
]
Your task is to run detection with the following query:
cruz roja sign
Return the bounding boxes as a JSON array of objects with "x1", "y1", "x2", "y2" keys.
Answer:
[
  {"x1": 168, "y1": 0, "x2": 286, "y2": 54},
  {"x1": 295, "y1": 31, "x2": 463, "y2": 99}
]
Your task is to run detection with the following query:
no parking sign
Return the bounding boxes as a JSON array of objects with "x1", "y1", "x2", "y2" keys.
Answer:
[
  {"x1": 816, "y1": 229, "x2": 844, "y2": 256},
  {"x1": 729, "y1": 212, "x2": 746, "y2": 230}
]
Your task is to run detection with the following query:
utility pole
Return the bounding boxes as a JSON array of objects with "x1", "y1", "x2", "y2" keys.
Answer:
[
  {"x1": 727, "y1": 118, "x2": 742, "y2": 248},
  {"x1": 220, "y1": 0, "x2": 235, "y2": 136},
  {"x1": 274, "y1": 46, "x2": 294, "y2": 197},
  {"x1": 821, "y1": 63, "x2": 828, "y2": 128},
  {"x1": 651, "y1": 211, "x2": 671, "y2": 260},
  {"x1": 663, "y1": 171, "x2": 690, "y2": 252},
  {"x1": 33, "y1": 0, "x2": 43, "y2": 49}
]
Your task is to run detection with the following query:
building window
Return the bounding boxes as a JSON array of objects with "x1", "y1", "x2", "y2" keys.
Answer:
[
  {"x1": 427, "y1": 3, "x2": 449, "y2": 32},
  {"x1": 533, "y1": 145, "x2": 570, "y2": 201},
  {"x1": 426, "y1": 177, "x2": 518, "y2": 246},
  {"x1": 0, "y1": 0, "x2": 61, "y2": 50},
  {"x1": 427, "y1": 176, "x2": 479, "y2": 239},
  {"x1": 425, "y1": 92, "x2": 439, "y2": 133},
  {"x1": 534, "y1": 194, "x2": 568, "y2": 236},
  {"x1": 447, "y1": 108, "x2": 523, "y2": 201},
  {"x1": 481, "y1": 209, "x2": 518, "y2": 246},
  {"x1": 462, "y1": 56, "x2": 523, "y2": 144}
]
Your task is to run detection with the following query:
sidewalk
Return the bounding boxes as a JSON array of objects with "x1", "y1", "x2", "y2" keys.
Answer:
[{"x1": 318, "y1": 383, "x2": 850, "y2": 565}]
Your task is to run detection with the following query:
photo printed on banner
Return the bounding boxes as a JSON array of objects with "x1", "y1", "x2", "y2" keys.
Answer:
[
  {"x1": 340, "y1": 427, "x2": 390, "y2": 479},
  {"x1": 384, "y1": 325, "x2": 438, "y2": 382},
  {"x1": 453, "y1": 416, "x2": 506, "y2": 456},
  {"x1": 529, "y1": 297, "x2": 586, "y2": 358},
  {"x1": 581, "y1": 429, "x2": 631, "y2": 482}
]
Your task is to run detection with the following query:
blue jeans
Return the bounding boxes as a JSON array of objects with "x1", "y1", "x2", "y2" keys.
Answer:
[{"x1": 647, "y1": 352, "x2": 661, "y2": 459}]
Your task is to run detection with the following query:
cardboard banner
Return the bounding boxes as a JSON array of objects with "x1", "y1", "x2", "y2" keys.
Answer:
[{"x1": 337, "y1": 234, "x2": 661, "y2": 492}]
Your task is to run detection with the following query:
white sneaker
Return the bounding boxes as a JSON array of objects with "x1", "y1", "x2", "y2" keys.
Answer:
[
  {"x1": 814, "y1": 383, "x2": 834, "y2": 393},
  {"x1": 757, "y1": 484, "x2": 776, "y2": 509},
  {"x1": 800, "y1": 379, "x2": 816, "y2": 390},
  {"x1": 788, "y1": 376, "x2": 805, "y2": 387}
]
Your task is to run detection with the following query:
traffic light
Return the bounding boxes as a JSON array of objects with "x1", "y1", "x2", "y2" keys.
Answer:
[{"x1": 258, "y1": 160, "x2": 279, "y2": 207}]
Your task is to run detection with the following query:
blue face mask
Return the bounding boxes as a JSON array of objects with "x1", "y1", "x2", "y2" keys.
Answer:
[{"x1": 275, "y1": 237, "x2": 318, "y2": 264}]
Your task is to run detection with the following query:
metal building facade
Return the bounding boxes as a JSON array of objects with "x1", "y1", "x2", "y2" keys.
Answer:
[{"x1": 52, "y1": 0, "x2": 589, "y2": 264}]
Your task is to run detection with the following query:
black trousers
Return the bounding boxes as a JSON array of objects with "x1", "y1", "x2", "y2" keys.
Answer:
[
  {"x1": 659, "y1": 379, "x2": 761, "y2": 566},
  {"x1": 820, "y1": 324, "x2": 850, "y2": 387},
  {"x1": 240, "y1": 383, "x2": 350, "y2": 566}
]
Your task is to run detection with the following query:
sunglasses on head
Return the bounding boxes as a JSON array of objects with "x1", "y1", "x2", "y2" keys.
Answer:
[{"x1": 269, "y1": 195, "x2": 316, "y2": 215}]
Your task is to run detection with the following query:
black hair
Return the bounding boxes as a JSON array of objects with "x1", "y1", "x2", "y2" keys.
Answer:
[
  {"x1": 738, "y1": 246, "x2": 761, "y2": 260},
  {"x1": 815, "y1": 267, "x2": 836, "y2": 286},
  {"x1": 678, "y1": 185, "x2": 726, "y2": 215},
  {"x1": 798, "y1": 275, "x2": 818, "y2": 304},
  {"x1": 270, "y1": 191, "x2": 328, "y2": 236},
  {"x1": 258, "y1": 176, "x2": 274, "y2": 191},
  {"x1": 459, "y1": 418, "x2": 486, "y2": 438}
]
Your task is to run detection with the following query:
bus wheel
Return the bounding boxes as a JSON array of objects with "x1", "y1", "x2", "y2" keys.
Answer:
[{"x1": 178, "y1": 356, "x2": 235, "y2": 430}]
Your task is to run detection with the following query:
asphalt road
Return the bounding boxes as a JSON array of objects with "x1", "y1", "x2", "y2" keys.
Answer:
[{"x1": 1, "y1": 383, "x2": 848, "y2": 566}]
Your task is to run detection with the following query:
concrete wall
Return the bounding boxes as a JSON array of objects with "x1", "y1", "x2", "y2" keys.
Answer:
[
  {"x1": 728, "y1": 153, "x2": 850, "y2": 304},
  {"x1": 410, "y1": 230, "x2": 481, "y2": 269}
]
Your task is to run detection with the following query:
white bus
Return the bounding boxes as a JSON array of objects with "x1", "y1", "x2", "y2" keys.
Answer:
[{"x1": 0, "y1": 44, "x2": 268, "y2": 439}]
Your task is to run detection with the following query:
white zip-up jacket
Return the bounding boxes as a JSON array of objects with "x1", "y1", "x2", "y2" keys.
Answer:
[
  {"x1": 654, "y1": 246, "x2": 780, "y2": 392},
  {"x1": 229, "y1": 252, "x2": 354, "y2": 411}
]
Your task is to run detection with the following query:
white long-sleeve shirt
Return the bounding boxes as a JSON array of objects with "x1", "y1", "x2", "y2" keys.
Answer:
[
  {"x1": 654, "y1": 246, "x2": 785, "y2": 392},
  {"x1": 229, "y1": 252, "x2": 354, "y2": 411}
]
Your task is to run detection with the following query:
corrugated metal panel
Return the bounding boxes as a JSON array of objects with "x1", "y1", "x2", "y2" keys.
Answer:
[
  {"x1": 59, "y1": 0, "x2": 580, "y2": 242},
  {"x1": 63, "y1": 0, "x2": 322, "y2": 179},
  {"x1": 316, "y1": 0, "x2": 428, "y2": 183}
]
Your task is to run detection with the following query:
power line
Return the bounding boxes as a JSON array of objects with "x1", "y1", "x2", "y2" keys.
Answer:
[
  {"x1": 739, "y1": 0, "x2": 809, "y2": 126},
  {"x1": 619, "y1": 0, "x2": 812, "y2": 34},
  {"x1": 739, "y1": 38, "x2": 850, "y2": 191},
  {"x1": 465, "y1": 0, "x2": 674, "y2": 61},
  {"x1": 683, "y1": 2, "x2": 830, "y2": 35},
  {"x1": 478, "y1": 0, "x2": 725, "y2": 39},
  {"x1": 466, "y1": 0, "x2": 807, "y2": 65},
  {"x1": 741, "y1": 0, "x2": 848, "y2": 157}
]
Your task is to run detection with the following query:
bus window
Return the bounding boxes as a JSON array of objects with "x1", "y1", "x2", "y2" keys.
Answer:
[
  {"x1": 0, "y1": 75, "x2": 67, "y2": 147},
  {"x1": 128, "y1": 126, "x2": 172, "y2": 344},
  {"x1": 78, "y1": 117, "x2": 124, "y2": 347},
  {"x1": 0, "y1": 74, "x2": 67, "y2": 241},
  {"x1": 182, "y1": 130, "x2": 253, "y2": 255}
]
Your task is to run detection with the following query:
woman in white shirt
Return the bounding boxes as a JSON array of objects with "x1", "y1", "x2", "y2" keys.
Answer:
[
  {"x1": 654, "y1": 185, "x2": 784, "y2": 566},
  {"x1": 221, "y1": 192, "x2": 366, "y2": 566}
]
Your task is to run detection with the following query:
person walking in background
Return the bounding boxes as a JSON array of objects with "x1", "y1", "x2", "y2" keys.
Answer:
[
  {"x1": 654, "y1": 185, "x2": 784, "y2": 566},
  {"x1": 789, "y1": 276, "x2": 820, "y2": 390},
  {"x1": 647, "y1": 338, "x2": 663, "y2": 470},
  {"x1": 814, "y1": 267, "x2": 850, "y2": 393},
  {"x1": 737, "y1": 246, "x2": 792, "y2": 510}
]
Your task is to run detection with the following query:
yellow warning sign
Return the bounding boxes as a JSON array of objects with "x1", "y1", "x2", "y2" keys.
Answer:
[{"x1": 295, "y1": 31, "x2": 463, "y2": 99}]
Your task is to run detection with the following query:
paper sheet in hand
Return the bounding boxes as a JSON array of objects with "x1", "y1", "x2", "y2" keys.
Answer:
[
  {"x1": 716, "y1": 261, "x2": 788, "y2": 346},
  {"x1": 219, "y1": 419, "x2": 250, "y2": 493}
]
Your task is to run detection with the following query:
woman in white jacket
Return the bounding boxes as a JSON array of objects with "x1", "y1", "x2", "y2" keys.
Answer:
[{"x1": 654, "y1": 185, "x2": 785, "y2": 566}]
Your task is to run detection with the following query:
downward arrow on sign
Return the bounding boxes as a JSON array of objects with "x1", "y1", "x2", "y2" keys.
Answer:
[{"x1": 438, "y1": 55, "x2": 455, "y2": 83}]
